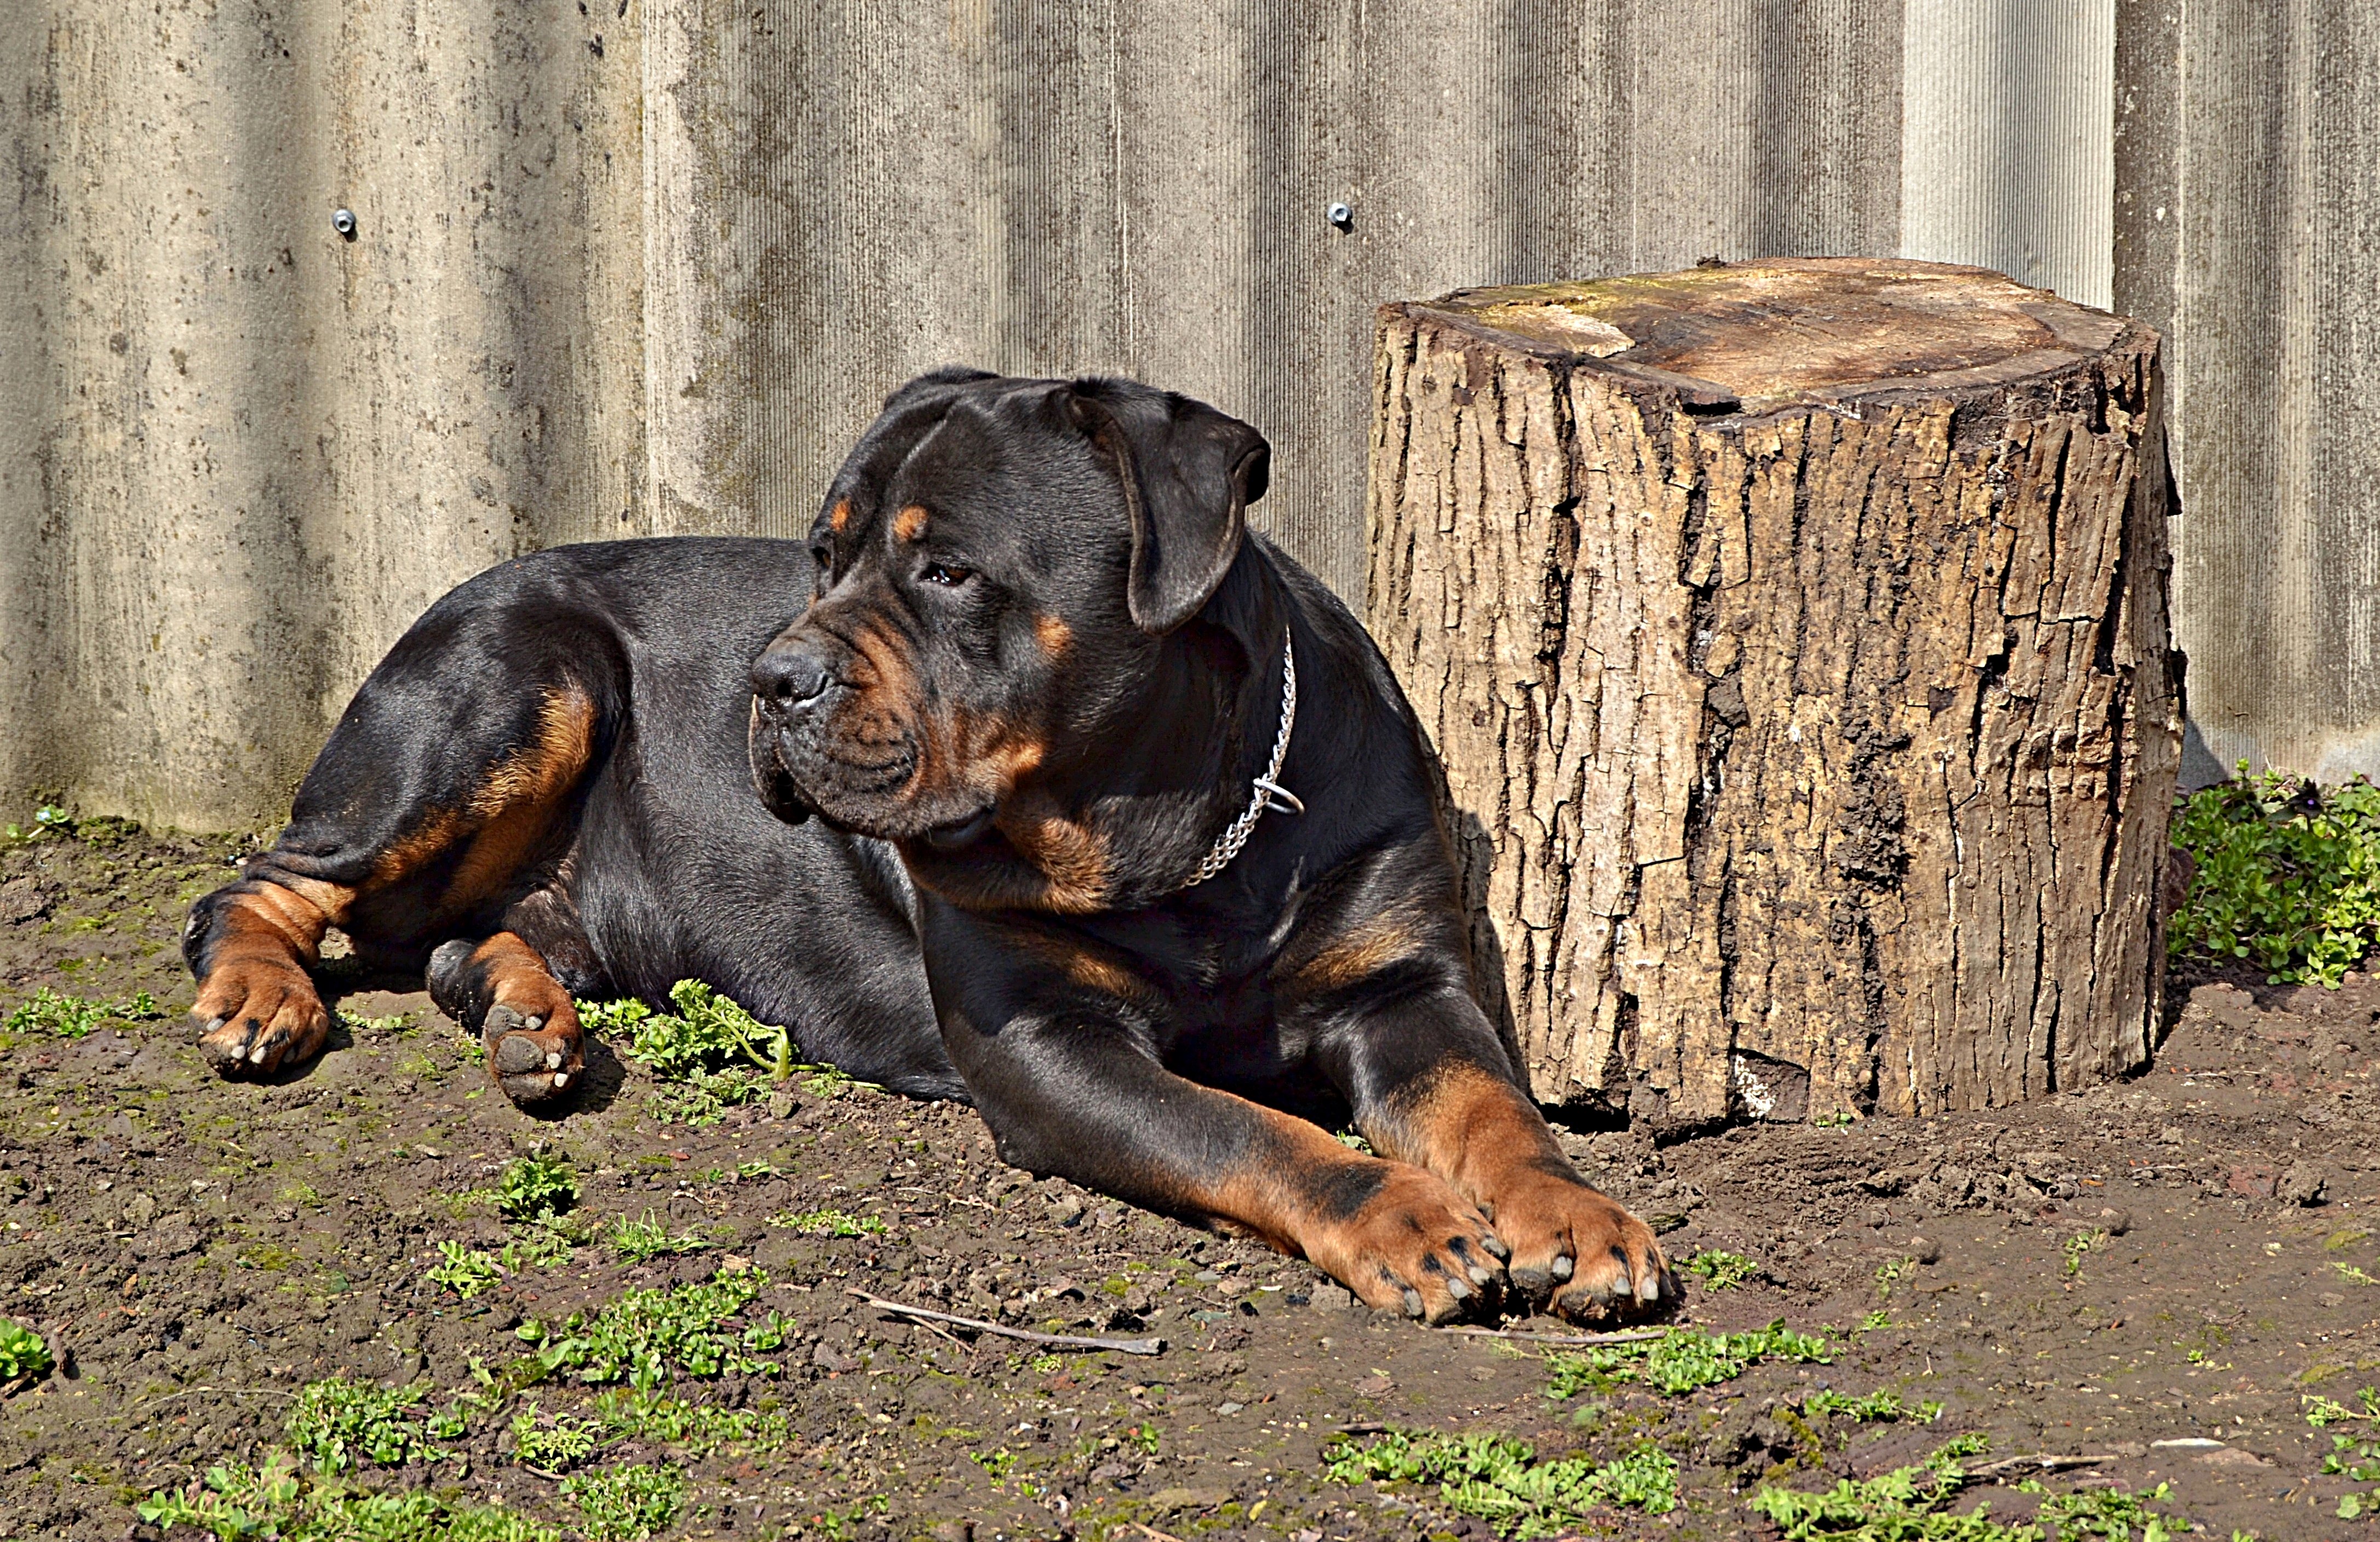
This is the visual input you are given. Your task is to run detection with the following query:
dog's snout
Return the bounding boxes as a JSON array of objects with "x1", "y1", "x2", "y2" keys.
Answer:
[{"x1": 752, "y1": 641, "x2": 834, "y2": 709}]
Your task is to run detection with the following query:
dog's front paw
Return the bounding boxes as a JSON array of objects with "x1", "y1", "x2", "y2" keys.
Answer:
[
  {"x1": 1488, "y1": 1169, "x2": 1671, "y2": 1321},
  {"x1": 190, "y1": 961, "x2": 332, "y2": 1076},
  {"x1": 1305, "y1": 1162, "x2": 1509, "y2": 1325}
]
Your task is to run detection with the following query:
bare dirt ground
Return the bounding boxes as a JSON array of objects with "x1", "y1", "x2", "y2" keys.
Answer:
[{"x1": 5, "y1": 820, "x2": 2379, "y2": 1540}]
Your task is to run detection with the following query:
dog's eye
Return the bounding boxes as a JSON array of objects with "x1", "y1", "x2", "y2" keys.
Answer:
[{"x1": 919, "y1": 562, "x2": 972, "y2": 588}]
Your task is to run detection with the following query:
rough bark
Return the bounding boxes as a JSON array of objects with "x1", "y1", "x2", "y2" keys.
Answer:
[{"x1": 1366, "y1": 259, "x2": 2181, "y2": 1125}]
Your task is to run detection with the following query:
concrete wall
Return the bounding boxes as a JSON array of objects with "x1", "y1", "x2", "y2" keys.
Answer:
[{"x1": 0, "y1": 0, "x2": 2364, "y2": 827}]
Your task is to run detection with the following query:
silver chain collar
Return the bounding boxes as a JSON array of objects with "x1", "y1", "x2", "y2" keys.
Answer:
[{"x1": 1182, "y1": 634, "x2": 1302, "y2": 888}]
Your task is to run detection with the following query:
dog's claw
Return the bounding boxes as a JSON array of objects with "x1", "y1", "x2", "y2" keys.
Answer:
[
  {"x1": 1551, "y1": 1254, "x2": 1574, "y2": 1281},
  {"x1": 1401, "y1": 1288, "x2": 1424, "y2": 1319}
]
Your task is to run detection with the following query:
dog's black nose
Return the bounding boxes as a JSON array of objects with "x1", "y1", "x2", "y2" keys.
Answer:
[{"x1": 752, "y1": 643, "x2": 834, "y2": 708}]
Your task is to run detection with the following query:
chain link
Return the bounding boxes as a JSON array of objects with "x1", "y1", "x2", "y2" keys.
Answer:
[{"x1": 1183, "y1": 634, "x2": 1297, "y2": 888}]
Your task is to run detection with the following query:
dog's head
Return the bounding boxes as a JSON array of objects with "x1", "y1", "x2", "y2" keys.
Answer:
[{"x1": 749, "y1": 369, "x2": 1270, "y2": 910}]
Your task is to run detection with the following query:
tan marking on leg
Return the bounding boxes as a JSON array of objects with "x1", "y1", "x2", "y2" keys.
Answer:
[
  {"x1": 1369, "y1": 1063, "x2": 1668, "y2": 1321},
  {"x1": 444, "y1": 688, "x2": 598, "y2": 909},
  {"x1": 829, "y1": 497, "x2": 852, "y2": 534},
  {"x1": 462, "y1": 931, "x2": 586, "y2": 1102},
  {"x1": 191, "y1": 880, "x2": 355, "y2": 1075},
  {"x1": 1366, "y1": 1061, "x2": 1562, "y2": 1200},
  {"x1": 370, "y1": 809, "x2": 464, "y2": 888},
  {"x1": 1277, "y1": 908, "x2": 1425, "y2": 995},
  {"x1": 1172, "y1": 1097, "x2": 1504, "y2": 1322},
  {"x1": 1008, "y1": 925, "x2": 1145, "y2": 1000},
  {"x1": 892, "y1": 504, "x2": 928, "y2": 542}
]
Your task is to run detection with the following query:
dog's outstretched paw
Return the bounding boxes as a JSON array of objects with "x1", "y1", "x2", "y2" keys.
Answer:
[
  {"x1": 190, "y1": 962, "x2": 331, "y2": 1077},
  {"x1": 1307, "y1": 1162, "x2": 1509, "y2": 1325},
  {"x1": 1489, "y1": 1172, "x2": 1673, "y2": 1322}
]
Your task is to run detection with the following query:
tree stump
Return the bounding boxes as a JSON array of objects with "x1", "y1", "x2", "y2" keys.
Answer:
[{"x1": 1365, "y1": 259, "x2": 2181, "y2": 1125}]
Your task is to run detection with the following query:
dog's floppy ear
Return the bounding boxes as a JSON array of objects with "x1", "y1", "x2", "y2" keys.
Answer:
[{"x1": 1065, "y1": 380, "x2": 1270, "y2": 635}]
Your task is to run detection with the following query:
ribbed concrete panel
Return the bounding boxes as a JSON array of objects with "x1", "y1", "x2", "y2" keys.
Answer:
[
  {"x1": 644, "y1": 0, "x2": 1907, "y2": 598},
  {"x1": 2131, "y1": 0, "x2": 2380, "y2": 784},
  {"x1": 0, "y1": 2, "x2": 640, "y2": 829},
  {"x1": 15, "y1": 0, "x2": 2380, "y2": 821},
  {"x1": 1902, "y1": 0, "x2": 2115, "y2": 308}
]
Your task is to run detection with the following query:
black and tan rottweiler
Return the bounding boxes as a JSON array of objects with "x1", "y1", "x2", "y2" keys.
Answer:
[{"x1": 181, "y1": 369, "x2": 1670, "y2": 1323}]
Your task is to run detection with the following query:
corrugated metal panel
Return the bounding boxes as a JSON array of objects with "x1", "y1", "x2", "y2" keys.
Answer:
[
  {"x1": 642, "y1": 0, "x2": 1909, "y2": 599},
  {"x1": 1, "y1": 0, "x2": 2371, "y2": 824},
  {"x1": 1902, "y1": 0, "x2": 2115, "y2": 307}
]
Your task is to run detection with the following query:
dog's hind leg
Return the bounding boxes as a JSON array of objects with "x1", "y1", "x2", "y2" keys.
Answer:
[{"x1": 184, "y1": 592, "x2": 614, "y2": 1094}]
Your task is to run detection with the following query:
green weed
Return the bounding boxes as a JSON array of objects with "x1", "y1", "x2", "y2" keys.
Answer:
[
  {"x1": 282, "y1": 1376, "x2": 467, "y2": 1473},
  {"x1": 424, "y1": 1222, "x2": 578, "y2": 1299},
  {"x1": 509, "y1": 1403, "x2": 605, "y2": 1471},
  {"x1": 1751, "y1": 1434, "x2": 2190, "y2": 1540},
  {"x1": 515, "y1": 1263, "x2": 782, "y2": 1391},
  {"x1": 2029, "y1": 1480, "x2": 2193, "y2": 1540},
  {"x1": 137, "y1": 1451, "x2": 559, "y2": 1541},
  {"x1": 2169, "y1": 767, "x2": 2380, "y2": 985},
  {"x1": 2311, "y1": 1388, "x2": 2380, "y2": 1516},
  {"x1": 2063, "y1": 1231, "x2": 2107, "y2": 1279},
  {"x1": 3, "y1": 986, "x2": 161, "y2": 1038},
  {"x1": 426, "y1": 1240, "x2": 504, "y2": 1299},
  {"x1": 1684, "y1": 1249, "x2": 1760, "y2": 1290},
  {"x1": 560, "y1": 1462, "x2": 688, "y2": 1542},
  {"x1": 0, "y1": 1317, "x2": 55, "y2": 1380},
  {"x1": 498, "y1": 1153, "x2": 578, "y2": 1223},
  {"x1": 770, "y1": 1207, "x2": 887, "y2": 1238},
  {"x1": 0, "y1": 804, "x2": 70, "y2": 846},
  {"x1": 609, "y1": 1209, "x2": 710, "y2": 1264},
  {"x1": 588, "y1": 1387, "x2": 793, "y2": 1454},
  {"x1": 1803, "y1": 1389, "x2": 1944, "y2": 1424},
  {"x1": 1322, "y1": 1429, "x2": 1677, "y2": 1537},
  {"x1": 583, "y1": 980, "x2": 879, "y2": 1123},
  {"x1": 1545, "y1": 1322, "x2": 1831, "y2": 1398}
]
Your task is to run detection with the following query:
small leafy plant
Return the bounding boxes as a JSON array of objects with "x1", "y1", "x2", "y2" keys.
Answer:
[
  {"x1": 3, "y1": 987, "x2": 160, "y2": 1038},
  {"x1": 1802, "y1": 1389, "x2": 1943, "y2": 1424},
  {"x1": 137, "y1": 1451, "x2": 560, "y2": 1541},
  {"x1": 590, "y1": 1387, "x2": 792, "y2": 1454},
  {"x1": 283, "y1": 1375, "x2": 468, "y2": 1473},
  {"x1": 770, "y1": 1207, "x2": 887, "y2": 1238},
  {"x1": 609, "y1": 1209, "x2": 710, "y2": 1264},
  {"x1": 1322, "y1": 1429, "x2": 1677, "y2": 1537},
  {"x1": 560, "y1": 1461, "x2": 689, "y2": 1542},
  {"x1": 0, "y1": 1317, "x2": 55, "y2": 1380},
  {"x1": 582, "y1": 981, "x2": 878, "y2": 1125},
  {"x1": 2310, "y1": 1388, "x2": 2380, "y2": 1518},
  {"x1": 1545, "y1": 1322, "x2": 1831, "y2": 1398},
  {"x1": 499, "y1": 1153, "x2": 579, "y2": 1223},
  {"x1": 2169, "y1": 766, "x2": 2380, "y2": 985},
  {"x1": 510, "y1": 1404, "x2": 606, "y2": 1472},
  {"x1": 516, "y1": 1263, "x2": 782, "y2": 1391},
  {"x1": 1683, "y1": 1249, "x2": 1760, "y2": 1290},
  {"x1": 2063, "y1": 1230, "x2": 2107, "y2": 1279}
]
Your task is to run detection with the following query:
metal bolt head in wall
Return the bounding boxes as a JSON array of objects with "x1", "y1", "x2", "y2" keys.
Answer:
[
  {"x1": 1326, "y1": 202, "x2": 1353, "y2": 232},
  {"x1": 331, "y1": 208, "x2": 357, "y2": 240}
]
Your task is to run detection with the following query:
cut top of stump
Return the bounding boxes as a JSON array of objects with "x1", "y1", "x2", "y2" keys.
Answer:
[{"x1": 1408, "y1": 257, "x2": 2131, "y2": 417}]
